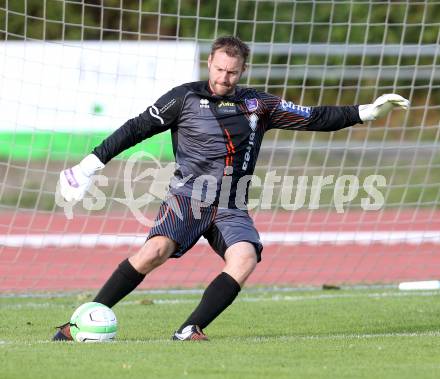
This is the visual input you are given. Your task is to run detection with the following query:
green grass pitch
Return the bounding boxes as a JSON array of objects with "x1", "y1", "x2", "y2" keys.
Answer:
[{"x1": 1, "y1": 288, "x2": 439, "y2": 379}]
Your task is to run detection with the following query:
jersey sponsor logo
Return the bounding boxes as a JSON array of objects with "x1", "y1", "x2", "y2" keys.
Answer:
[
  {"x1": 217, "y1": 100, "x2": 236, "y2": 114},
  {"x1": 219, "y1": 101, "x2": 235, "y2": 107},
  {"x1": 242, "y1": 114, "x2": 259, "y2": 171},
  {"x1": 160, "y1": 98, "x2": 176, "y2": 113},
  {"x1": 199, "y1": 98, "x2": 210, "y2": 109},
  {"x1": 245, "y1": 98, "x2": 258, "y2": 112},
  {"x1": 279, "y1": 100, "x2": 311, "y2": 118},
  {"x1": 249, "y1": 113, "x2": 258, "y2": 131},
  {"x1": 149, "y1": 105, "x2": 164, "y2": 124}
]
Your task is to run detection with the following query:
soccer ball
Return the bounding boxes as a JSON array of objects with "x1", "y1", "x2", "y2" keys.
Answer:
[{"x1": 69, "y1": 302, "x2": 117, "y2": 342}]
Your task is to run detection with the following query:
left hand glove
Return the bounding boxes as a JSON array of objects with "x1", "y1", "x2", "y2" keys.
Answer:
[{"x1": 359, "y1": 94, "x2": 410, "y2": 122}]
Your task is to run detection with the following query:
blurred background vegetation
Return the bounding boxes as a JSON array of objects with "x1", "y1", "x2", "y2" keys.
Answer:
[
  {"x1": 3, "y1": 0, "x2": 439, "y2": 132},
  {"x1": 1, "y1": 1, "x2": 439, "y2": 210}
]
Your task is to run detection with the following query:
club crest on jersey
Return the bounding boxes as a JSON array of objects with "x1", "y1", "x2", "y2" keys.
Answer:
[
  {"x1": 200, "y1": 98, "x2": 210, "y2": 109},
  {"x1": 245, "y1": 98, "x2": 258, "y2": 112}
]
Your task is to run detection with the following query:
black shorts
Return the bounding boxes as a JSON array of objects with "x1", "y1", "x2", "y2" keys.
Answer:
[{"x1": 147, "y1": 195, "x2": 263, "y2": 262}]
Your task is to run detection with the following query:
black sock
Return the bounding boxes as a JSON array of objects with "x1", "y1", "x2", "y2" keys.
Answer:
[
  {"x1": 178, "y1": 272, "x2": 241, "y2": 331},
  {"x1": 93, "y1": 258, "x2": 146, "y2": 308}
]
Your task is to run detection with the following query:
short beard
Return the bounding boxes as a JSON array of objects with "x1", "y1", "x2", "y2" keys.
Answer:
[{"x1": 209, "y1": 81, "x2": 235, "y2": 96}]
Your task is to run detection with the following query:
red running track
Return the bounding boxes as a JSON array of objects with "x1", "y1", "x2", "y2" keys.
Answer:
[{"x1": 1, "y1": 210, "x2": 440, "y2": 291}]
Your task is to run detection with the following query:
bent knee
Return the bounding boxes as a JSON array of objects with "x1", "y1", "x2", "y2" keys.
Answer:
[
  {"x1": 223, "y1": 243, "x2": 258, "y2": 285},
  {"x1": 239, "y1": 254, "x2": 258, "y2": 273},
  {"x1": 143, "y1": 236, "x2": 176, "y2": 265},
  {"x1": 225, "y1": 243, "x2": 258, "y2": 266},
  {"x1": 130, "y1": 236, "x2": 176, "y2": 272}
]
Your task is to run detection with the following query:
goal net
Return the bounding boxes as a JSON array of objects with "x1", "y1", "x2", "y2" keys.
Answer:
[{"x1": 1, "y1": 0, "x2": 439, "y2": 291}]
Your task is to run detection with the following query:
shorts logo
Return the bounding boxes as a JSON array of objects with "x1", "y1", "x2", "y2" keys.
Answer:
[
  {"x1": 245, "y1": 98, "x2": 258, "y2": 112},
  {"x1": 200, "y1": 98, "x2": 210, "y2": 109}
]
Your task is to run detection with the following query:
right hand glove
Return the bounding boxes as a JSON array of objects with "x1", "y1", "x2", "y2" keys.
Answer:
[{"x1": 59, "y1": 154, "x2": 105, "y2": 202}]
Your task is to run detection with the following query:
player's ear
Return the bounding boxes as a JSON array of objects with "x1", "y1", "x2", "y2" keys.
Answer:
[{"x1": 207, "y1": 53, "x2": 213, "y2": 69}]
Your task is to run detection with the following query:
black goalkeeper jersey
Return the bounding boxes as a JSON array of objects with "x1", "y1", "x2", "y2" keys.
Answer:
[{"x1": 92, "y1": 81, "x2": 362, "y2": 209}]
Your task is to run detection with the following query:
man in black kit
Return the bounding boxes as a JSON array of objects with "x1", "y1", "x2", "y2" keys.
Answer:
[{"x1": 54, "y1": 36, "x2": 409, "y2": 341}]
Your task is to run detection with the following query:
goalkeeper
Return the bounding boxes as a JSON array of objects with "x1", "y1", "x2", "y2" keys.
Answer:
[{"x1": 53, "y1": 36, "x2": 409, "y2": 341}]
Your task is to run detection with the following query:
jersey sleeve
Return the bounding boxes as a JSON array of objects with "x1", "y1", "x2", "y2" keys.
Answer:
[
  {"x1": 92, "y1": 86, "x2": 185, "y2": 164},
  {"x1": 263, "y1": 94, "x2": 362, "y2": 132}
]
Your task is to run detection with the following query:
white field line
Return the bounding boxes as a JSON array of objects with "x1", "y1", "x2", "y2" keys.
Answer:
[
  {"x1": 1, "y1": 290, "x2": 438, "y2": 309},
  {"x1": 1, "y1": 331, "x2": 440, "y2": 346},
  {"x1": 2, "y1": 231, "x2": 440, "y2": 248}
]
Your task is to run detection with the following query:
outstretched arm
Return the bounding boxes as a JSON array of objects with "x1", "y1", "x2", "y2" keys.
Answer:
[
  {"x1": 58, "y1": 87, "x2": 184, "y2": 202},
  {"x1": 267, "y1": 94, "x2": 409, "y2": 132}
]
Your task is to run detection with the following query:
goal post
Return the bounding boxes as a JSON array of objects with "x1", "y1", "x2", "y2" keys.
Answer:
[{"x1": 1, "y1": 1, "x2": 440, "y2": 291}]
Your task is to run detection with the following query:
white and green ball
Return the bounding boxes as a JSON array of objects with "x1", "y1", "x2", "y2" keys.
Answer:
[{"x1": 70, "y1": 302, "x2": 117, "y2": 342}]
